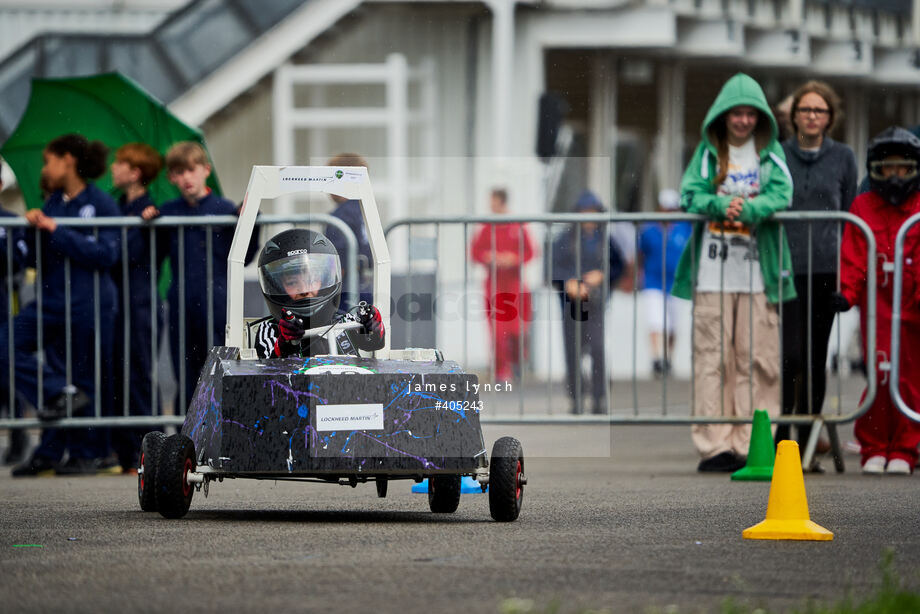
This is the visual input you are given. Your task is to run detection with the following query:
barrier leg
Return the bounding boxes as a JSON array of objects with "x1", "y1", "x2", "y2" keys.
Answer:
[{"x1": 826, "y1": 422, "x2": 845, "y2": 474}]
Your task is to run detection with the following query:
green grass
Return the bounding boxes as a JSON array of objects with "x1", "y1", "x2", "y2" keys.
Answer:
[
  {"x1": 499, "y1": 550, "x2": 920, "y2": 614},
  {"x1": 787, "y1": 549, "x2": 920, "y2": 614}
]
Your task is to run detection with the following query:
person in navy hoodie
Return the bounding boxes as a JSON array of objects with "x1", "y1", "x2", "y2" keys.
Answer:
[
  {"x1": 142, "y1": 142, "x2": 236, "y2": 413},
  {"x1": 324, "y1": 153, "x2": 373, "y2": 312},
  {"x1": 0, "y1": 168, "x2": 30, "y2": 465},
  {"x1": 7, "y1": 134, "x2": 121, "y2": 476},
  {"x1": 109, "y1": 143, "x2": 164, "y2": 472},
  {"x1": 551, "y1": 190, "x2": 626, "y2": 414}
]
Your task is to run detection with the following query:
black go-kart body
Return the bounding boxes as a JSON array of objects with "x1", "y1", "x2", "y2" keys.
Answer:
[
  {"x1": 185, "y1": 347, "x2": 486, "y2": 477},
  {"x1": 140, "y1": 346, "x2": 524, "y2": 522}
]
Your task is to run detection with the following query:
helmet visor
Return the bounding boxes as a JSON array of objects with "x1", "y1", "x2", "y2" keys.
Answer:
[
  {"x1": 869, "y1": 159, "x2": 919, "y2": 182},
  {"x1": 259, "y1": 252, "x2": 341, "y2": 301}
]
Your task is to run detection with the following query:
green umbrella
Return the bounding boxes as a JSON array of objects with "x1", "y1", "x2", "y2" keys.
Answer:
[{"x1": 0, "y1": 72, "x2": 222, "y2": 210}]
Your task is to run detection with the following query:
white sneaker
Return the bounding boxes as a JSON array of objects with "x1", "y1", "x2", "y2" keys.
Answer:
[
  {"x1": 886, "y1": 458, "x2": 912, "y2": 475},
  {"x1": 862, "y1": 455, "x2": 887, "y2": 474}
]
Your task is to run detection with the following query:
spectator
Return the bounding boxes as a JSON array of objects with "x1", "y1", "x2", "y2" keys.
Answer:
[
  {"x1": 776, "y1": 81, "x2": 858, "y2": 468},
  {"x1": 6, "y1": 134, "x2": 121, "y2": 476},
  {"x1": 470, "y1": 188, "x2": 536, "y2": 382},
  {"x1": 671, "y1": 73, "x2": 796, "y2": 473},
  {"x1": 142, "y1": 142, "x2": 236, "y2": 411},
  {"x1": 637, "y1": 188, "x2": 691, "y2": 377},
  {"x1": 109, "y1": 143, "x2": 164, "y2": 472},
  {"x1": 552, "y1": 190, "x2": 625, "y2": 414},
  {"x1": 0, "y1": 167, "x2": 29, "y2": 465},
  {"x1": 856, "y1": 125, "x2": 920, "y2": 194},
  {"x1": 836, "y1": 126, "x2": 920, "y2": 475},
  {"x1": 324, "y1": 153, "x2": 373, "y2": 313}
]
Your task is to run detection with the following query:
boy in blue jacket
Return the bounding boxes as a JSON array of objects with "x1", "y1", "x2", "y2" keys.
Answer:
[
  {"x1": 109, "y1": 143, "x2": 164, "y2": 472},
  {"x1": 142, "y1": 142, "x2": 236, "y2": 412}
]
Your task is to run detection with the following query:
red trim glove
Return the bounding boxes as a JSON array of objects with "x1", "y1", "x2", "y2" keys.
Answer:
[
  {"x1": 279, "y1": 309, "x2": 306, "y2": 342},
  {"x1": 358, "y1": 302, "x2": 384, "y2": 341}
]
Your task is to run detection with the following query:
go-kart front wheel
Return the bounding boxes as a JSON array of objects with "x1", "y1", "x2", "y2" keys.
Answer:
[
  {"x1": 156, "y1": 434, "x2": 196, "y2": 519},
  {"x1": 489, "y1": 437, "x2": 524, "y2": 522},
  {"x1": 428, "y1": 475, "x2": 461, "y2": 513},
  {"x1": 138, "y1": 431, "x2": 167, "y2": 512}
]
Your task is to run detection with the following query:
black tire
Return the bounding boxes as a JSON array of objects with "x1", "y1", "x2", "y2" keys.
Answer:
[
  {"x1": 138, "y1": 431, "x2": 167, "y2": 512},
  {"x1": 489, "y1": 436, "x2": 524, "y2": 522},
  {"x1": 428, "y1": 475, "x2": 461, "y2": 513},
  {"x1": 156, "y1": 434, "x2": 196, "y2": 519},
  {"x1": 376, "y1": 477, "x2": 388, "y2": 498}
]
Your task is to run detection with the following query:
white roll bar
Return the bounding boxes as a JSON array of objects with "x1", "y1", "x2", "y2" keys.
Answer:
[{"x1": 226, "y1": 166, "x2": 392, "y2": 356}]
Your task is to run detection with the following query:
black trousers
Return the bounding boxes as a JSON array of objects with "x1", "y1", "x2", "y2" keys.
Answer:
[
  {"x1": 559, "y1": 295, "x2": 607, "y2": 413},
  {"x1": 776, "y1": 273, "x2": 837, "y2": 445}
]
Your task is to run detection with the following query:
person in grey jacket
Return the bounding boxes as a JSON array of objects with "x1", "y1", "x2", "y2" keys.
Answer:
[{"x1": 777, "y1": 81, "x2": 858, "y2": 464}]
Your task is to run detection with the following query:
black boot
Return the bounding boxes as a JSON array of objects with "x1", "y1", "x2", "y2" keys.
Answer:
[
  {"x1": 3, "y1": 429, "x2": 28, "y2": 465},
  {"x1": 11, "y1": 455, "x2": 58, "y2": 477}
]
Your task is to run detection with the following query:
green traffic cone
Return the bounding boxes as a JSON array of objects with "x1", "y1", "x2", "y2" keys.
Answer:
[{"x1": 732, "y1": 409, "x2": 775, "y2": 481}]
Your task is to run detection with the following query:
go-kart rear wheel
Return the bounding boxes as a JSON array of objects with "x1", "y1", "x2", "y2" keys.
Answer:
[
  {"x1": 156, "y1": 434, "x2": 196, "y2": 519},
  {"x1": 138, "y1": 431, "x2": 167, "y2": 512},
  {"x1": 489, "y1": 437, "x2": 524, "y2": 522},
  {"x1": 428, "y1": 475, "x2": 461, "y2": 513}
]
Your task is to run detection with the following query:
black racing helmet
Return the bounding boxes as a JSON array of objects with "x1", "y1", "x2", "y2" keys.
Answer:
[
  {"x1": 867, "y1": 126, "x2": 920, "y2": 206},
  {"x1": 258, "y1": 228, "x2": 342, "y2": 327}
]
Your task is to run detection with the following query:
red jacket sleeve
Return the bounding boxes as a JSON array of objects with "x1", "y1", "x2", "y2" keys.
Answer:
[{"x1": 840, "y1": 196, "x2": 869, "y2": 307}]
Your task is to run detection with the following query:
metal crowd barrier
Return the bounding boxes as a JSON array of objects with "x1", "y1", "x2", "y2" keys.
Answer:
[
  {"x1": 385, "y1": 211, "x2": 877, "y2": 466},
  {"x1": 889, "y1": 211, "x2": 920, "y2": 423},
  {"x1": 0, "y1": 213, "x2": 358, "y2": 429},
  {"x1": 2, "y1": 209, "x2": 878, "y2": 470}
]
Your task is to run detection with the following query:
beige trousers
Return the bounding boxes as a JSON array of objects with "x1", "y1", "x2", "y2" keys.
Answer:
[{"x1": 691, "y1": 292, "x2": 780, "y2": 458}]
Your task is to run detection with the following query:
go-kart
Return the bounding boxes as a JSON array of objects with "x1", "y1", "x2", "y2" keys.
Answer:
[{"x1": 137, "y1": 166, "x2": 524, "y2": 522}]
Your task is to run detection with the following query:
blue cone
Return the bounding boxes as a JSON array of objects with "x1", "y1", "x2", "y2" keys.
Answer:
[{"x1": 411, "y1": 476, "x2": 486, "y2": 493}]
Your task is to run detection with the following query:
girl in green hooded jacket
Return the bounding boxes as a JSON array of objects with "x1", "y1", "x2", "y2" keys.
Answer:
[{"x1": 672, "y1": 73, "x2": 796, "y2": 472}]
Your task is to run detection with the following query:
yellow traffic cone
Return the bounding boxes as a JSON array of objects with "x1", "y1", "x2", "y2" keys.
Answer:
[{"x1": 742, "y1": 440, "x2": 833, "y2": 541}]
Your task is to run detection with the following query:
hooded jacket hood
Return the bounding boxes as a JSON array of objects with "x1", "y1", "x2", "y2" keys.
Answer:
[
  {"x1": 701, "y1": 73, "x2": 778, "y2": 155},
  {"x1": 574, "y1": 190, "x2": 606, "y2": 212}
]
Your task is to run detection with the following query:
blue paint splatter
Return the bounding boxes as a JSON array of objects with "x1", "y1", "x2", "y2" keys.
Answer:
[{"x1": 297, "y1": 404, "x2": 309, "y2": 419}]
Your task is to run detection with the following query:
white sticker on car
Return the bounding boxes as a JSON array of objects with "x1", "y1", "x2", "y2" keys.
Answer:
[{"x1": 316, "y1": 404, "x2": 384, "y2": 432}]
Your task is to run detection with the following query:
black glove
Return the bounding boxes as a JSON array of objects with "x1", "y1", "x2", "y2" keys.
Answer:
[
  {"x1": 357, "y1": 302, "x2": 384, "y2": 340},
  {"x1": 830, "y1": 292, "x2": 851, "y2": 313},
  {"x1": 279, "y1": 309, "x2": 306, "y2": 342}
]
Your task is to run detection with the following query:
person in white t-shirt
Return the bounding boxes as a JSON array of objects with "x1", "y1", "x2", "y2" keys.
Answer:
[{"x1": 671, "y1": 73, "x2": 796, "y2": 472}]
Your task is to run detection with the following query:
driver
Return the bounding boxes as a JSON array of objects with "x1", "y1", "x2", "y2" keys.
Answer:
[
  {"x1": 838, "y1": 126, "x2": 920, "y2": 474},
  {"x1": 254, "y1": 228, "x2": 384, "y2": 358}
]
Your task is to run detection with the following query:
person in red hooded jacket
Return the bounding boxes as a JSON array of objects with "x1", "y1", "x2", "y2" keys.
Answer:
[
  {"x1": 836, "y1": 126, "x2": 920, "y2": 475},
  {"x1": 470, "y1": 188, "x2": 535, "y2": 382}
]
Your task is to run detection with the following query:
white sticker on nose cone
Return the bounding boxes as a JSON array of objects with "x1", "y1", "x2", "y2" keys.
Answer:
[{"x1": 316, "y1": 404, "x2": 384, "y2": 431}]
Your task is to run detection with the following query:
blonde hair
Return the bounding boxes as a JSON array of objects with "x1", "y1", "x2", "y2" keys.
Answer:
[{"x1": 165, "y1": 141, "x2": 209, "y2": 173}]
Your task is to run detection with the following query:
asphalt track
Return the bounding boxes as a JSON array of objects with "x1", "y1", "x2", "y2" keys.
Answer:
[{"x1": 2, "y1": 420, "x2": 919, "y2": 614}]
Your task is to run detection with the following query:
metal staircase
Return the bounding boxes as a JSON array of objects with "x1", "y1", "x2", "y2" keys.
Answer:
[{"x1": 0, "y1": 0, "x2": 307, "y2": 141}]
